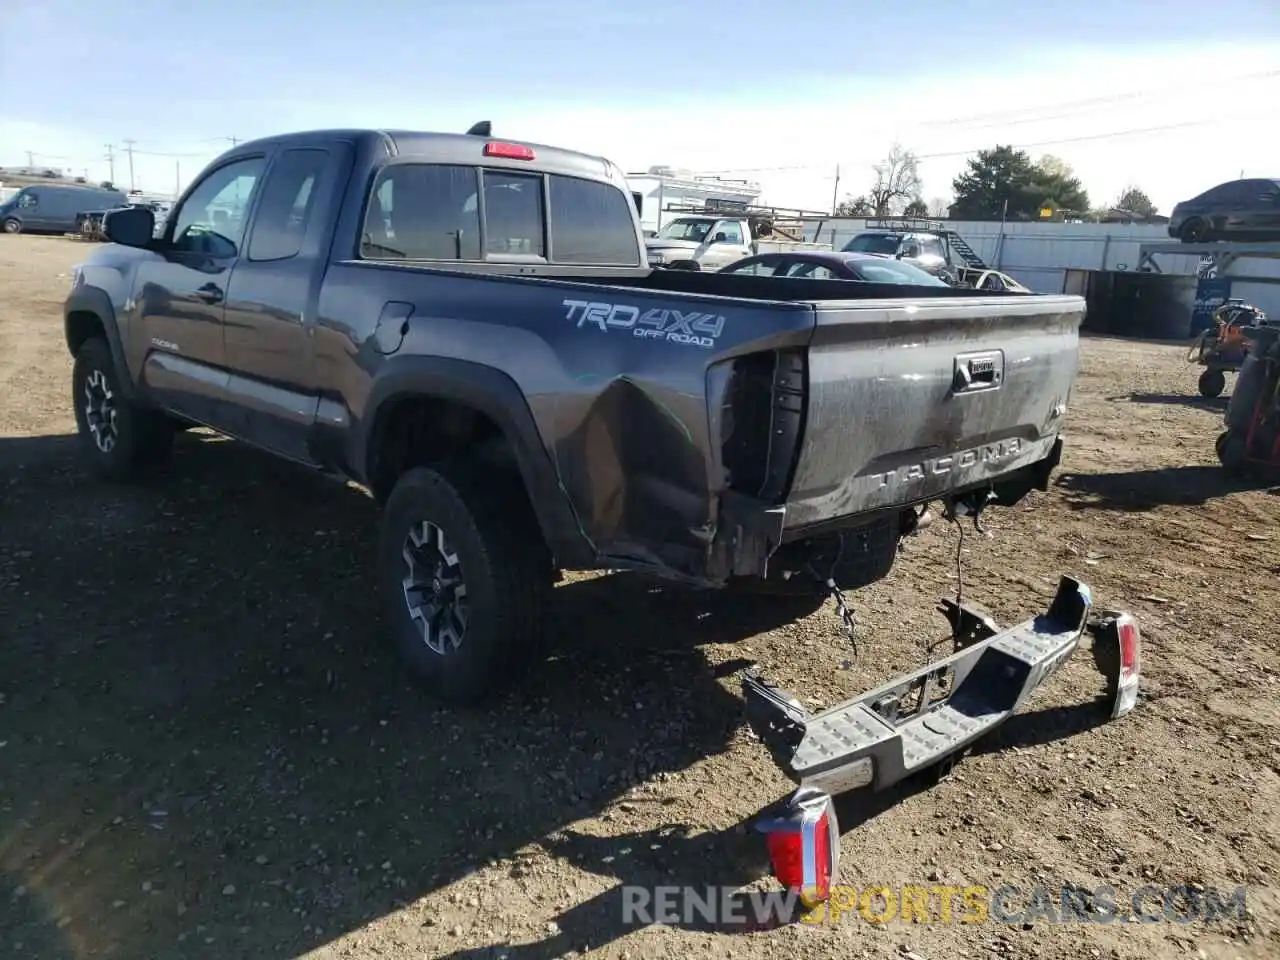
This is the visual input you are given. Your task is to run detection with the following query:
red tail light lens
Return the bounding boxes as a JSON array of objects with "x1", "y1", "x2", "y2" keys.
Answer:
[
  {"x1": 756, "y1": 787, "x2": 840, "y2": 906},
  {"x1": 483, "y1": 142, "x2": 535, "y2": 160},
  {"x1": 1118, "y1": 619, "x2": 1140, "y2": 678}
]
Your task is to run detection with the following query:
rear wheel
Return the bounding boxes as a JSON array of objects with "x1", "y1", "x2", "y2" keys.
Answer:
[
  {"x1": 72, "y1": 337, "x2": 173, "y2": 479},
  {"x1": 378, "y1": 463, "x2": 553, "y2": 705},
  {"x1": 2, "y1": 218, "x2": 21, "y2": 235},
  {"x1": 1198, "y1": 369, "x2": 1226, "y2": 398}
]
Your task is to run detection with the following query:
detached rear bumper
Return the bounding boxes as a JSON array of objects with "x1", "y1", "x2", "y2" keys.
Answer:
[{"x1": 743, "y1": 576, "x2": 1096, "y2": 795}]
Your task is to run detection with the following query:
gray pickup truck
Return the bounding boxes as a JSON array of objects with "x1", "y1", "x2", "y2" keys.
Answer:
[{"x1": 64, "y1": 126, "x2": 1122, "y2": 792}]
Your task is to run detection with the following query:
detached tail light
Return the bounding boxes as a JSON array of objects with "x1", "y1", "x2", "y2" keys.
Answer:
[
  {"x1": 1091, "y1": 612, "x2": 1141, "y2": 720},
  {"x1": 1113, "y1": 616, "x2": 1141, "y2": 719},
  {"x1": 755, "y1": 787, "x2": 840, "y2": 907}
]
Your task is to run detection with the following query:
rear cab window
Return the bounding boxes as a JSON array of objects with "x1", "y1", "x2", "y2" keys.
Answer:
[{"x1": 360, "y1": 163, "x2": 640, "y2": 266}]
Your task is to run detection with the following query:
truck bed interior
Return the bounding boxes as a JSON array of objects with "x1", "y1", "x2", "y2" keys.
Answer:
[{"x1": 598, "y1": 269, "x2": 1024, "y2": 303}]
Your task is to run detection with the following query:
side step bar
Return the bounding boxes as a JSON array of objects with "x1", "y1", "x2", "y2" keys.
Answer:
[{"x1": 743, "y1": 576, "x2": 1094, "y2": 796}]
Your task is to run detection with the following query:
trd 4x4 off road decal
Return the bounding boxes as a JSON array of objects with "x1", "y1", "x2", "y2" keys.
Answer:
[{"x1": 562, "y1": 299, "x2": 725, "y2": 349}]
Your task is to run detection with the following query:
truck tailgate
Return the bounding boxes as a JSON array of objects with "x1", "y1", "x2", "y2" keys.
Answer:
[{"x1": 784, "y1": 294, "x2": 1084, "y2": 531}]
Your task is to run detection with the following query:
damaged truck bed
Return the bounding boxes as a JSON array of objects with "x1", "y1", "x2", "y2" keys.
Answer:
[{"x1": 68, "y1": 124, "x2": 1097, "y2": 711}]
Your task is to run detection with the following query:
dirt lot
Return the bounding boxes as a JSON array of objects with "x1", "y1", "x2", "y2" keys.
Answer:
[{"x1": 2, "y1": 234, "x2": 1278, "y2": 960}]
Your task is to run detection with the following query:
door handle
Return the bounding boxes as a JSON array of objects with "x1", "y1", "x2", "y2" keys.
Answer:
[{"x1": 194, "y1": 283, "x2": 223, "y2": 305}]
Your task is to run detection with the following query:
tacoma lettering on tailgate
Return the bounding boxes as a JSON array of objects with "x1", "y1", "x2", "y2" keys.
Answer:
[{"x1": 871, "y1": 438, "x2": 1023, "y2": 490}]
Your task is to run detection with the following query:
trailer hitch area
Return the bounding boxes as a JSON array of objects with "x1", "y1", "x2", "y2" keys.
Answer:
[{"x1": 741, "y1": 576, "x2": 1133, "y2": 798}]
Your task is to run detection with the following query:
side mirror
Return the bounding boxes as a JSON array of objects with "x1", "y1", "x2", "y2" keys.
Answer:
[
  {"x1": 104, "y1": 206, "x2": 155, "y2": 248},
  {"x1": 713, "y1": 231, "x2": 728, "y2": 243}
]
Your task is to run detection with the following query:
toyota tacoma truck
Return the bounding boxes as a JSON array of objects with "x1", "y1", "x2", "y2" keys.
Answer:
[{"x1": 65, "y1": 125, "x2": 1122, "y2": 779}]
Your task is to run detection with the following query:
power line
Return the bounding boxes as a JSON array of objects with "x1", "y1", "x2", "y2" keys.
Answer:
[
  {"x1": 696, "y1": 111, "x2": 1276, "y2": 177},
  {"x1": 917, "y1": 68, "x2": 1280, "y2": 130}
]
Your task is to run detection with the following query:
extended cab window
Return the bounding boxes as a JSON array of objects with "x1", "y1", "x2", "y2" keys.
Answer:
[
  {"x1": 248, "y1": 148, "x2": 329, "y2": 262},
  {"x1": 170, "y1": 157, "x2": 265, "y2": 258},
  {"x1": 362, "y1": 165, "x2": 481, "y2": 260},
  {"x1": 548, "y1": 175, "x2": 639, "y2": 265}
]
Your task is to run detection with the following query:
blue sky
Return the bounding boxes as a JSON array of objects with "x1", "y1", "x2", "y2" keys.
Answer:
[{"x1": 3, "y1": 0, "x2": 1279, "y2": 211}]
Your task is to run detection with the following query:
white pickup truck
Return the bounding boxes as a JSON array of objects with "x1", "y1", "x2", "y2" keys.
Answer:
[{"x1": 645, "y1": 214, "x2": 828, "y2": 270}]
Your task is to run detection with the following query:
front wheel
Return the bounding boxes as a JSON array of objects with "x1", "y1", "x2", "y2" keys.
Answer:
[
  {"x1": 1180, "y1": 218, "x2": 1208, "y2": 243},
  {"x1": 378, "y1": 464, "x2": 553, "y2": 705},
  {"x1": 72, "y1": 337, "x2": 174, "y2": 479},
  {"x1": 2, "y1": 218, "x2": 21, "y2": 235},
  {"x1": 1198, "y1": 369, "x2": 1227, "y2": 398}
]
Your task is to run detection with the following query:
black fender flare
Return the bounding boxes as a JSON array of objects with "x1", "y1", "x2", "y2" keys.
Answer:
[
  {"x1": 64, "y1": 285, "x2": 137, "y2": 399},
  {"x1": 357, "y1": 355, "x2": 596, "y2": 568}
]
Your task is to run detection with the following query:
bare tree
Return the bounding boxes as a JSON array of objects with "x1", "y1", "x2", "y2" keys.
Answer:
[
  {"x1": 928, "y1": 197, "x2": 950, "y2": 217},
  {"x1": 868, "y1": 144, "x2": 922, "y2": 217}
]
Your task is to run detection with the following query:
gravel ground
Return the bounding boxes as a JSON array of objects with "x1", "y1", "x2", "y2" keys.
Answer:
[{"x1": 2, "y1": 235, "x2": 1278, "y2": 960}]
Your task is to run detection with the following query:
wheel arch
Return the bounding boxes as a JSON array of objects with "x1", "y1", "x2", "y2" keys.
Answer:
[
  {"x1": 64, "y1": 286, "x2": 136, "y2": 399},
  {"x1": 358, "y1": 356, "x2": 596, "y2": 568}
]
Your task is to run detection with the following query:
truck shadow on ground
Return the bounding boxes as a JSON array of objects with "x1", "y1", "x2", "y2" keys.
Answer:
[
  {"x1": 0, "y1": 431, "x2": 826, "y2": 960},
  {"x1": 1054, "y1": 465, "x2": 1275, "y2": 511},
  {"x1": 1115, "y1": 392, "x2": 1230, "y2": 413}
]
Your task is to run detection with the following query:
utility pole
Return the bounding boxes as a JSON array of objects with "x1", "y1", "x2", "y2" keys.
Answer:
[
  {"x1": 26, "y1": 151, "x2": 35, "y2": 168},
  {"x1": 104, "y1": 144, "x2": 116, "y2": 184},
  {"x1": 123, "y1": 139, "x2": 137, "y2": 192},
  {"x1": 830, "y1": 163, "x2": 841, "y2": 215}
]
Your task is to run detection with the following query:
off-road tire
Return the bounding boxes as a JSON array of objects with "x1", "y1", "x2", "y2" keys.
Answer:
[
  {"x1": 72, "y1": 337, "x2": 174, "y2": 479},
  {"x1": 1198, "y1": 369, "x2": 1226, "y2": 399},
  {"x1": 1217, "y1": 430, "x2": 1249, "y2": 476},
  {"x1": 378, "y1": 463, "x2": 553, "y2": 705}
]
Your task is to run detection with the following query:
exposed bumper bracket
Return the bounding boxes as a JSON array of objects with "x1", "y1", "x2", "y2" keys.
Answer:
[{"x1": 743, "y1": 576, "x2": 1095, "y2": 796}]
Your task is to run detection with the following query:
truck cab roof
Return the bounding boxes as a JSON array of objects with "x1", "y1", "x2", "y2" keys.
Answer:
[{"x1": 223, "y1": 129, "x2": 621, "y2": 183}]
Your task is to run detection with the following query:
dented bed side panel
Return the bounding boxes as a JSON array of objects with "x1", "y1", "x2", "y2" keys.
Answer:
[{"x1": 323, "y1": 262, "x2": 815, "y2": 575}]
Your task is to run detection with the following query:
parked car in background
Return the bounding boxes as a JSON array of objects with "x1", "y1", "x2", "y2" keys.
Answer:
[
  {"x1": 952, "y1": 267, "x2": 1032, "y2": 293},
  {"x1": 719, "y1": 250, "x2": 950, "y2": 286},
  {"x1": 840, "y1": 228, "x2": 958, "y2": 279},
  {"x1": 1168, "y1": 178, "x2": 1280, "y2": 243},
  {"x1": 0, "y1": 184, "x2": 129, "y2": 235}
]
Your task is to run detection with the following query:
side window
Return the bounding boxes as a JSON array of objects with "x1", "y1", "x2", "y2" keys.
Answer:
[
  {"x1": 361, "y1": 164, "x2": 481, "y2": 260},
  {"x1": 786, "y1": 261, "x2": 834, "y2": 280},
  {"x1": 170, "y1": 157, "x2": 265, "y2": 258},
  {"x1": 548, "y1": 175, "x2": 640, "y2": 265},
  {"x1": 921, "y1": 237, "x2": 945, "y2": 258},
  {"x1": 248, "y1": 149, "x2": 330, "y2": 262},
  {"x1": 901, "y1": 238, "x2": 922, "y2": 257},
  {"x1": 714, "y1": 220, "x2": 744, "y2": 244},
  {"x1": 981, "y1": 272, "x2": 1005, "y2": 291},
  {"x1": 17, "y1": 193, "x2": 37, "y2": 209},
  {"x1": 724, "y1": 259, "x2": 776, "y2": 276},
  {"x1": 482, "y1": 170, "x2": 544, "y2": 257}
]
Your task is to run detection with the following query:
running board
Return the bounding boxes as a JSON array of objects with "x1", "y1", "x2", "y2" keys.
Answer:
[{"x1": 743, "y1": 576, "x2": 1093, "y2": 796}]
